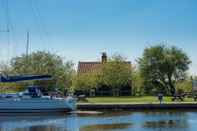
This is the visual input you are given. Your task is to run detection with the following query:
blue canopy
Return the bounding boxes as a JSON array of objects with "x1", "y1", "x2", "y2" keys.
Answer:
[{"x1": 0, "y1": 74, "x2": 52, "y2": 82}]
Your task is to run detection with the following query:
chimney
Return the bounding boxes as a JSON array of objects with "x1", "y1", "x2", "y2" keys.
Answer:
[{"x1": 101, "y1": 52, "x2": 107, "y2": 63}]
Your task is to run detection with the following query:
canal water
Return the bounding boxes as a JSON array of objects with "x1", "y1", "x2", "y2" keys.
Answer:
[{"x1": 0, "y1": 110, "x2": 197, "y2": 131}]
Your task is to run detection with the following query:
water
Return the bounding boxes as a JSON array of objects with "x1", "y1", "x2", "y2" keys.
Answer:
[{"x1": 0, "y1": 110, "x2": 197, "y2": 131}]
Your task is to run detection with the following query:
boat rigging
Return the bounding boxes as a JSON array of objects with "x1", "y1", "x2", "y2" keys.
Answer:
[{"x1": 0, "y1": 0, "x2": 76, "y2": 112}]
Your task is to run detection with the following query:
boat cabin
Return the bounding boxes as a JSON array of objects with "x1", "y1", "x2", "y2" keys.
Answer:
[{"x1": 22, "y1": 86, "x2": 43, "y2": 98}]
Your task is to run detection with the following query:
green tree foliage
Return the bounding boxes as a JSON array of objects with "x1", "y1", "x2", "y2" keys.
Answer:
[
  {"x1": 132, "y1": 69, "x2": 145, "y2": 96},
  {"x1": 176, "y1": 80, "x2": 192, "y2": 93},
  {"x1": 72, "y1": 71, "x2": 99, "y2": 92},
  {"x1": 138, "y1": 44, "x2": 191, "y2": 95},
  {"x1": 72, "y1": 54, "x2": 133, "y2": 96},
  {"x1": 10, "y1": 51, "x2": 75, "y2": 92},
  {"x1": 0, "y1": 62, "x2": 11, "y2": 74},
  {"x1": 0, "y1": 62, "x2": 22, "y2": 92},
  {"x1": 101, "y1": 55, "x2": 132, "y2": 95}
]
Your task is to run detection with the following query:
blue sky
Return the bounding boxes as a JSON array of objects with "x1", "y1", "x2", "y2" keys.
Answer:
[{"x1": 0, "y1": 0, "x2": 197, "y2": 75}]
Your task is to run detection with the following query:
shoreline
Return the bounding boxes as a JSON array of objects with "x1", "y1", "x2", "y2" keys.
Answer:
[{"x1": 77, "y1": 103, "x2": 197, "y2": 110}]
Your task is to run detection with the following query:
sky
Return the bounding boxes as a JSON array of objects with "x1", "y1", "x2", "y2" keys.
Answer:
[{"x1": 0, "y1": 0, "x2": 197, "y2": 75}]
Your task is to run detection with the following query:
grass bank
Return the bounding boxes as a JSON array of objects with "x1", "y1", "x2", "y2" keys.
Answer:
[
  {"x1": 78, "y1": 96, "x2": 196, "y2": 104},
  {"x1": 0, "y1": 90, "x2": 17, "y2": 94}
]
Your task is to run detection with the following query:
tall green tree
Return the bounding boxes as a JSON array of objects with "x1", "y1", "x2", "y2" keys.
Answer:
[
  {"x1": 138, "y1": 44, "x2": 191, "y2": 95},
  {"x1": 132, "y1": 69, "x2": 145, "y2": 96},
  {"x1": 72, "y1": 54, "x2": 133, "y2": 96},
  {"x1": 101, "y1": 54, "x2": 132, "y2": 96},
  {"x1": 72, "y1": 71, "x2": 99, "y2": 92},
  {"x1": 10, "y1": 51, "x2": 75, "y2": 92}
]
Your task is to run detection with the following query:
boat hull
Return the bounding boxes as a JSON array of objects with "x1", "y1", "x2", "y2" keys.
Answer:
[
  {"x1": 0, "y1": 98, "x2": 76, "y2": 113},
  {"x1": 0, "y1": 108, "x2": 71, "y2": 113}
]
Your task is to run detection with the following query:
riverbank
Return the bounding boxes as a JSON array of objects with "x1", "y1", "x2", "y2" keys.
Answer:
[
  {"x1": 77, "y1": 103, "x2": 197, "y2": 110},
  {"x1": 77, "y1": 96, "x2": 197, "y2": 110},
  {"x1": 78, "y1": 96, "x2": 195, "y2": 103}
]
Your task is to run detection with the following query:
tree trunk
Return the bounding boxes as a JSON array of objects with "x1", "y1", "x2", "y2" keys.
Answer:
[
  {"x1": 168, "y1": 76, "x2": 175, "y2": 96},
  {"x1": 169, "y1": 83, "x2": 175, "y2": 96},
  {"x1": 112, "y1": 88, "x2": 119, "y2": 96}
]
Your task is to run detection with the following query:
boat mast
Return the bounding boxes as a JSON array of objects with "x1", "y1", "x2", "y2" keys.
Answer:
[
  {"x1": 25, "y1": 31, "x2": 30, "y2": 74},
  {"x1": 0, "y1": 0, "x2": 10, "y2": 33},
  {"x1": 0, "y1": 0, "x2": 10, "y2": 63},
  {"x1": 26, "y1": 31, "x2": 30, "y2": 59}
]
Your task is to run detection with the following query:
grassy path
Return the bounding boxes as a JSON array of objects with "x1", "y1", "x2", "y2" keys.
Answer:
[{"x1": 78, "y1": 96, "x2": 197, "y2": 104}]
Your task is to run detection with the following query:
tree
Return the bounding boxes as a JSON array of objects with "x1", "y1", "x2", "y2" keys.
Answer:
[
  {"x1": 132, "y1": 68, "x2": 145, "y2": 96},
  {"x1": 101, "y1": 54, "x2": 132, "y2": 96},
  {"x1": 10, "y1": 51, "x2": 75, "y2": 93},
  {"x1": 0, "y1": 62, "x2": 25, "y2": 92},
  {"x1": 138, "y1": 44, "x2": 191, "y2": 95},
  {"x1": 72, "y1": 54, "x2": 133, "y2": 96},
  {"x1": 72, "y1": 71, "x2": 99, "y2": 92},
  {"x1": 0, "y1": 62, "x2": 11, "y2": 74},
  {"x1": 176, "y1": 79, "x2": 192, "y2": 93}
]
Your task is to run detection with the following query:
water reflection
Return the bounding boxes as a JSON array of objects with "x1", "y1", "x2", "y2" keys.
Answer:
[
  {"x1": 15, "y1": 125, "x2": 66, "y2": 131},
  {"x1": 0, "y1": 110, "x2": 196, "y2": 131},
  {"x1": 77, "y1": 110, "x2": 133, "y2": 117},
  {"x1": 0, "y1": 114, "x2": 70, "y2": 131},
  {"x1": 80, "y1": 123, "x2": 132, "y2": 131},
  {"x1": 144, "y1": 120, "x2": 188, "y2": 129}
]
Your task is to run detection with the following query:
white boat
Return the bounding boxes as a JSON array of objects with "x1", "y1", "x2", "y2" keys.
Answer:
[
  {"x1": 0, "y1": 86, "x2": 76, "y2": 113},
  {"x1": 0, "y1": 2, "x2": 77, "y2": 113}
]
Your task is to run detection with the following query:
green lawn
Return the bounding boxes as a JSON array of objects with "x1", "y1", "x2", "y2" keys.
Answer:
[
  {"x1": 78, "y1": 96, "x2": 196, "y2": 104},
  {"x1": 0, "y1": 90, "x2": 17, "y2": 94}
]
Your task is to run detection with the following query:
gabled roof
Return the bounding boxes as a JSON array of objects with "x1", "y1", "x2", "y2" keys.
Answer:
[
  {"x1": 78, "y1": 61, "x2": 131, "y2": 74},
  {"x1": 77, "y1": 52, "x2": 131, "y2": 74},
  {"x1": 78, "y1": 62, "x2": 102, "y2": 74}
]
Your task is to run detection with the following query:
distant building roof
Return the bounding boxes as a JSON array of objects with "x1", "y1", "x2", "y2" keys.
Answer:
[
  {"x1": 77, "y1": 53, "x2": 131, "y2": 74},
  {"x1": 78, "y1": 62, "x2": 101, "y2": 74}
]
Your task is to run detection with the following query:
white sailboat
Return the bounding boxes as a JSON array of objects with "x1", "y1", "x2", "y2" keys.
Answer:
[
  {"x1": 0, "y1": 1, "x2": 76, "y2": 113},
  {"x1": 0, "y1": 85, "x2": 76, "y2": 113},
  {"x1": 0, "y1": 75, "x2": 76, "y2": 113}
]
